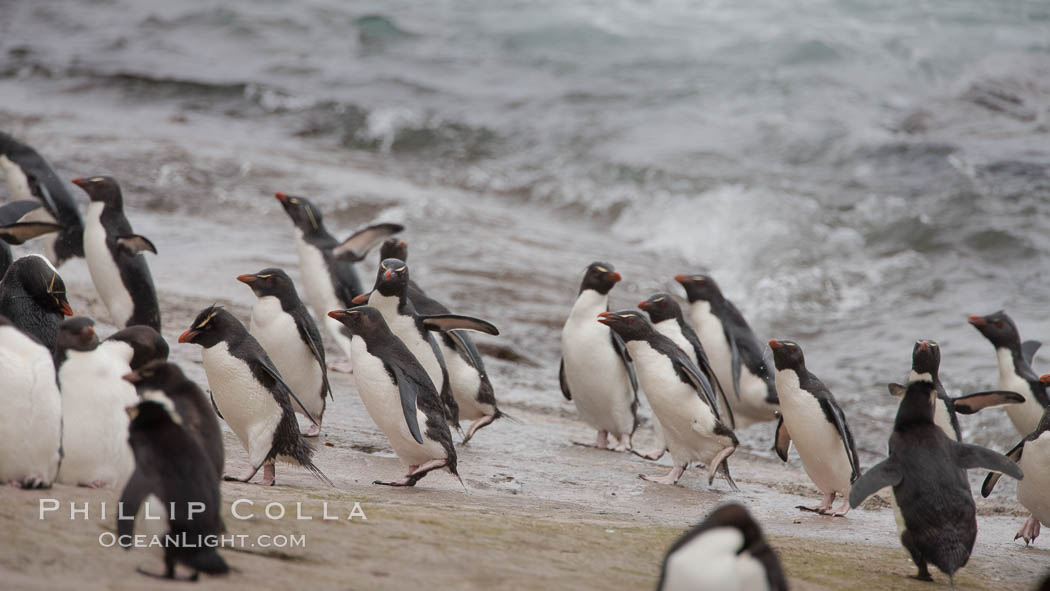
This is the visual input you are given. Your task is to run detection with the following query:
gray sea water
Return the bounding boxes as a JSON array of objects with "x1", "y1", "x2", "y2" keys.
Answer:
[{"x1": 3, "y1": 0, "x2": 1050, "y2": 457}]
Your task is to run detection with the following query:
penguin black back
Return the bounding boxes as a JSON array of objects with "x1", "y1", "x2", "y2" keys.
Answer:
[{"x1": 0, "y1": 255, "x2": 73, "y2": 349}]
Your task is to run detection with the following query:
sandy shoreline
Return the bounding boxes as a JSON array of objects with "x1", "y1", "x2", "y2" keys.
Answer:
[{"x1": 1, "y1": 104, "x2": 1049, "y2": 590}]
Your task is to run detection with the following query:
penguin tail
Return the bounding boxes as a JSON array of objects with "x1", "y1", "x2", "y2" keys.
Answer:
[
  {"x1": 304, "y1": 460, "x2": 333, "y2": 486},
  {"x1": 494, "y1": 408, "x2": 523, "y2": 424},
  {"x1": 447, "y1": 460, "x2": 467, "y2": 492},
  {"x1": 188, "y1": 548, "x2": 229, "y2": 575}
]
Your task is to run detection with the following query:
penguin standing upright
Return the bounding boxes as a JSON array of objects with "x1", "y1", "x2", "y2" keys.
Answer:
[
  {"x1": 178, "y1": 306, "x2": 329, "y2": 486},
  {"x1": 0, "y1": 132, "x2": 85, "y2": 265},
  {"x1": 850, "y1": 378, "x2": 1024, "y2": 584},
  {"x1": 54, "y1": 317, "x2": 137, "y2": 488},
  {"x1": 675, "y1": 274, "x2": 778, "y2": 428},
  {"x1": 329, "y1": 307, "x2": 462, "y2": 487},
  {"x1": 71, "y1": 176, "x2": 160, "y2": 331},
  {"x1": 0, "y1": 314, "x2": 62, "y2": 488},
  {"x1": 769, "y1": 339, "x2": 860, "y2": 516},
  {"x1": 598, "y1": 310, "x2": 737, "y2": 488},
  {"x1": 887, "y1": 339, "x2": 1023, "y2": 441},
  {"x1": 355, "y1": 258, "x2": 500, "y2": 431},
  {"x1": 274, "y1": 192, "x2": 402, "y2": 371},
  {"x1": 657, "y1": 503, "x2": 788, "y2": 591},
  {"x1": 968, "y1": 312, "x2": 1049, "y2": 436},
  {"x1": 0, "y1": 254, "x2": 73, "y2": 350},
  {"x1": 118, "y1": 400, "x2": 228, "y2": 581},
  {"x1": 124, "y1": 360, "x2": 225, "y2": 480},
  {"x1": 239, "y1": 268, "x2": 331, "y2": 437},
  {"x1": 361, "y1": 240, "x2": 506, "y2": 443},
  {"x1": 982, "y1": 396, "x2": 1050, "y2": 546},
  {"x1": 560, "y1": 262, "x2": 638, "y2": 451}
]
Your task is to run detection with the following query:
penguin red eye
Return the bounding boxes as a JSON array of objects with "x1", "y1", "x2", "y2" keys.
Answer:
[{"x1": 995, "y1": 321, "x2": 1003, "y2": 328}]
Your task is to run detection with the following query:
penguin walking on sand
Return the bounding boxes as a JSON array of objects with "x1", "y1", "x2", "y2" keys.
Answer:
[
  {"x1": 598, "y1": 310, "x2": 738, "y2": 489},
  {"x1": 55, "y1": 317, "x2": 137, "y2": 488},
  {"x1": 72, "y1": 176, "x2": 160, "y2": 331},
  {"x1": 329, "y1": 307, "x2": 462, "y2": 487},
  {"x1": 769, "y1": 339, "x2": 860, "y2": 516},
  {"x1": 124, "y1": 360, "x2": 225, "y2": 479},
  {"x1": 364, "y1": 239, "x2": 507, "y2": 444},
  {"x1": 107, "y1": 325, "x2": 169, "y2": 370},
  {"x1": 118, "y1": 400, "x2": 228, "y2": 581},
  {"x1": 0, "y1": 254, "x2": 73, "y2": 349},
  {"x1": 239, "y1": 268, "x2": 331, "y2": 437},
  {"x1": 355, "y1": 258, "x2": 500, "y2": 431},
  {"x1": 560, "y1": 262, "x2": 639, "y2": 451},
  {"x1": 676, "y1": 274, "x2": 778, "y2": 428},
  {"x1": 0, "y1": 314, "x2": 62, "y2": 488},
  {"x1": 982, "y1": 396, "x2": 1050, "y2": 546},
  {"x1": 887, "y1": 339, "x2": 1023, "y2": 441},
  {"x1": 968, "y1": 312, "x2": 1049, "y2": 436},
  {"x1": 0, "y1": 132, "x2": 85, "y2": 265},
  {"x1": 274, "y1": 192, "x2": 402, "y2": 372},
  {"x1": 849, "y1": 378, "x2": 1023, "y2": 584},
  {"x1": 178, "y1": 306, "x2": 329, "y2": 486},
  {"x1": 657, "y1": 503, "x2": 788, "y2": 591}
]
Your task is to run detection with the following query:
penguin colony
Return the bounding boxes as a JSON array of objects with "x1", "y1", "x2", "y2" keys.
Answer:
[{"x1": 0, "y1": 131, "x2": 1047, "y2": 588}]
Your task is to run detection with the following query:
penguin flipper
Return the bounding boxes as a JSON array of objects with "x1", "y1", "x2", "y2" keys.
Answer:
[
  {"x1": 447, "y1": 329, "x2": 487, "y2": 375},
  {"x1": 294, "y1": 308, "x2": 332, "y2": 400},
  {"x1": 682, "y1": 321, "x2": 732, "y2": 422},
  {"x1": 981, "y1": 439, "x2": 1025, "y2": 497},
  {"x1": 728, "y1": 331, "x2": 742, "y2": 399},
  {"x1": 610, "y1": 331, "x2": 639, "y2": 394},
  {"x1": 773, "y1": 414, "x2": 790, "y2": 462},
  {"x1": 257, "y1": 361, "x2": 319, "y2": 426},
  {"x1": 0, "y1": 199, "x2": 44, "y2": 226},
  {"x1": 420, "y1": 314, "x2": 499, "y2": 336},
  {"x1": 116, "y1": 234, "x2": 158, "y2": 256},
  {"x1": 332, "y1": 223, "x2": 405, "y2": 261},
  {"x1": 117, "y1": 469, "x2": 155, "y2": 541},
  {"x1": 673, "y1": 353, "x2": 728, "y2": 426},
  {"x1": 953, "y1": 441, "x2": 1023, "y2": 480},
  {"x1": 558, "y1": 358, "x2": 572, "y2": 401},
  {"x1": 209, "y1": 391, "x2": 225, "y2": 420},
  {"x1": 820, "y1": 397, "x2": 861, "y2": 482},
  {"x1": 0, "y1": 221, "x2": 62, "y2": 245},
  {"x1": 387, "y1": 363, "x2": 425, "y2": 445},
  {"x1": 1022, "y1": 340, "x2": 1041, "y2": 366},
  {"x1": 887, "y1": 383, "x2": 905, "y2": 397},
  {"x1": 952, "y1": 390, "x2": 1025, "y2": 414},
  {"x1": 848, "y1": 459, "x2": 903, "y2": 508}
]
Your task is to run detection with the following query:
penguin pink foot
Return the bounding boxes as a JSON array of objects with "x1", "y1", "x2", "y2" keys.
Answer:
[
  {"x1": 259, "y1": 464, "x2": 276, "y2": 487},
  {"x1": 797, "y1": 492, "x2": 835, "y2": 514},
  {"x1": 633, "y1": 448, "x2": 666, "y2": 461},
  {"x1": 1016, "y1": 515, "x2": 1041, "y2": 545},
  {"x1": 329, "y1": 359, "x2": 354, "y2": 373},
  {"x1": 461, "y1": 415, "x2": 497, "y2": 445},
  {"x1": 83, "y1": 480, "x2": 109, "y2": 489},
  {"x1": 640, "y1": 465, "x2": 686, "y2": 485},
  {"x1": 612, "y1": 433, "x2": 632, "y2": 452},
  {"x1": 825, "y1": 498, "x2": 851, "y2": 517}
]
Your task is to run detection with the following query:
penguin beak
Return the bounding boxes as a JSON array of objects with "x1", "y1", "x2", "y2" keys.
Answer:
[
  {"x1": 59, "y1": 300, "x2": 73, "y2": 317},
  {"x1": 607, "y1": 272, "x2": 622, "y2": 283},
  {"x1": 236, "y1": 274, "x2": 257, "y2": 285},
  {"x1": 81, "y1": 325, "x2": 95, "y2": 340},
  {"x1": 398, "y1": 240, "x2": 407, "y2": 249},
  {"x1": 351, "y1": 292, "x2": 370, "y2": 305},
  {"x1": 967, "y1": 315, "x2": 986, "y2": 327},
  {"x1": 768, "y1": 339, "x2": 783, "y2": 350},
  {"x1": 596, "y1": 311, "x2": 616, "y2": 326},
  {"x1": 328, "y1": 310, "x2": 349, "y2": 321},
  {"x1": 274, "y1": 192, "x2": 289, "y2": 203},
  {"x1": 177, "y1": 329, "x2": 198, "y2": 344},
  {"x1": 1040, "y1": 374, "x2": 1050, "y2": 385},
  {"x1": 383, "y1": 269, "x2": 394, "y2": 280},
  {"x1": 71, "y1": 177, "x2": 88, "y2": 189},
  {"x1": 123, "y1": 370, "x2": 141, "y2": 384},
  {"x1": 638, "y1": 300, "x2": 650, "y2": 311},
  {"x1": 674, "y1": 273, "x2": 689, "y2": 285},
  {"x1": 918, "y1": 340, "x2": 930, "y2": 351}
]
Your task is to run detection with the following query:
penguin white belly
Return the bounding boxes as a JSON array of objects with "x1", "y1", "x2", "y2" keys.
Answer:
[
  {"x1": 933, "y1": 398, "x2": 957, "y2": 441},
  {"x1": 1017, "y1": 434, "x2": 1050, "y2": 527},
  {"x1": 351, "y1": 337, "x2": 446, "y2": 466},
  {"x1": 84, "y1": 202, "x2": 135, "y2": 327},
  {"x1": 56, "y1": 349, "x2": 137, "y2": 488},
  {"x1": 295, "y1": 235, "x2": 352, "y2": 359},
  {"x1": 250, "y1": 297, "x2": 325, "y2": 419},
  {"x1": 438, "y1": 339, "x2": 488, "y2": 420},
  {"x1": 997, "y1": 348, "x2": 1044, "y2": 436},
  {"x1": 562, "y1": 294, "x2": 635, "y2": 437},
  {"x1": 201, "y1": 343, "x2": 283, "y2": 469},
  {"x1": 0, "y1": 327, "x2": 62, "y2": 485},
  {"x1": 776, "y1": 370, "x2": 853, "y2": 496},
  {"x1": 373, "y1": 296, "x2": 444, "y2": 392},
  {"x1": 654, "y1": 320, "x2": 697, "y2": 365},
  {"x1": 630, "y1": 343, "x2": 725, "y2": 466},
  {"x1": 662, "y1": 528, "x2": 768, "y2": 591}
]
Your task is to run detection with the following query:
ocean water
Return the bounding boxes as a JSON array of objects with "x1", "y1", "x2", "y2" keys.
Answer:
[{"x1": 3, "y1": 0, "x2": 1050, "y2": 456}]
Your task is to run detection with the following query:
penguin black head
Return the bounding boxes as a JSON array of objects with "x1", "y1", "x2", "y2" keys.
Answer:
[
  {"x1": 380, "y1": 237, "x2": 408, "y2": 262},
  {"x1": 56, "y1": 316, "x2": 98, "y2": 352},
  {"x1": 375, "y1": 258, "x2": 409, "y2": 297},
  {"x1": 237, "y1": 267, "x2": 298, "y2": 300},
  {"x1": 578, "y1": 262, "x2": 621, "y2": 295},
  {"x1": 71, "y1": 175, "x2": 123, "y2": 208},
  {"x1": 769, "y1": 339, "x2": 805, "y2": 371},
  {"x1": 127, "y1": 399, "x2": 181, "y2": 429},
  {"x1": 108, "y1": 325, "x2": 169, "y2": 370},
  {"x1": 3, "y1": 255, "x2": 73, "y2": 317},
  {"x1": 597, "y1": 310, "x2": 653, "y2": 342},
  {"x1": 968, "y1": 311, "x2": 1020, "y2": 349},
  {"x1": 638, "y1": 293, "x2": 683, "y2": 324},
  {"x1": 910, "y1": 339, "x2": 940, "y2": 379},
  {"x1": 894, "y1": 377, "x2": 938, "y2": 428},
  {"x1": 328, "y1": 306, "x2": 388, "y2": 338},
  {"x1": 124, "y1": 359, "x2": 187, "y2": 391},
  {"x1": 275, "y1": 192, "x2": 325, "y2": 235},
  {"x1": 178, "y1": 306, "x2": 235, "y2": 348},
  {"x1": 674, "y1": 273, "x2": 724, "y2": 304}
]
